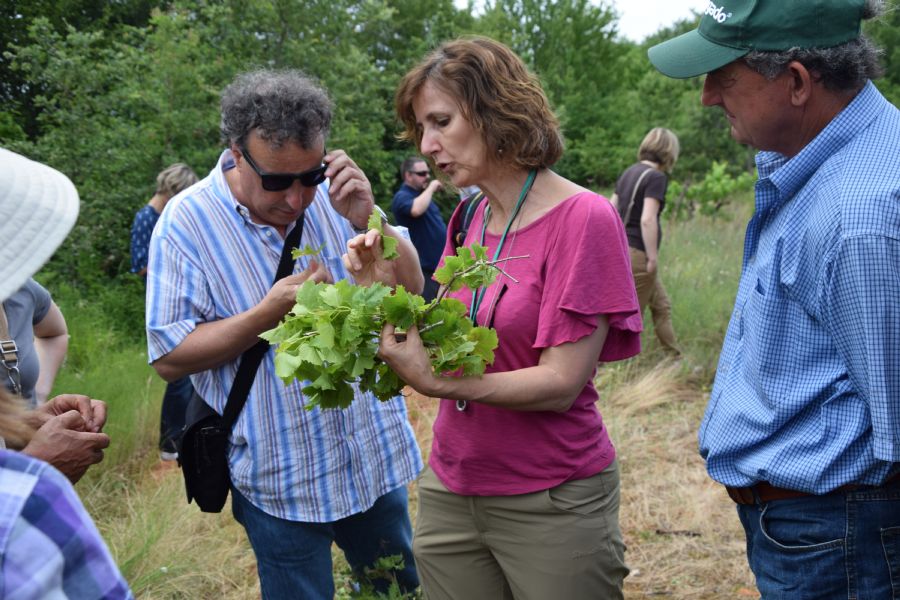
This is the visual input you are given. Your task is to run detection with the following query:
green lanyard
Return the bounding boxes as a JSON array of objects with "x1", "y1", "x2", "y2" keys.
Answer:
[{"x1": 469, "y1": 169, "x2": 536, "y2": 325}]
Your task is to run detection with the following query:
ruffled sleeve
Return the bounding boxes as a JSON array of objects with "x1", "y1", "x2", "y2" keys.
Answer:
[{"x1": 534, "y1": 194, "x2": 642, "y2": 361}]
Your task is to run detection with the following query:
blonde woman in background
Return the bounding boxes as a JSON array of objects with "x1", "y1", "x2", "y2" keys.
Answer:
[{"x1": 611, "y1": 127, "x2": 681, "y2": 355}]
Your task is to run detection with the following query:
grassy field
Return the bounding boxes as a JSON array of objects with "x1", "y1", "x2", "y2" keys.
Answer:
[{"x1": 52, "y1": 193, "x2": 758, "y2": 599}]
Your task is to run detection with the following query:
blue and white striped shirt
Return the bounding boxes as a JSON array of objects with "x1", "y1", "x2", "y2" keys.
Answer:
[
  {"x1": 700, "y1": 82, "x2": 900, "y2": 493},
  {"x1": 146, "y1": 150, "x2": 422, "y2": 522}
]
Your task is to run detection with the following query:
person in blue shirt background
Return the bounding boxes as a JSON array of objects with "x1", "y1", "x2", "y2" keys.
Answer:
[
  {"x1": 649, "y1": 1, "x2": 899, "y2": 598},
  {"x1": 390, "y1": 156, "x2": 446, "y2": 301},
  {"x1": 130, "y1": 163, "x2": 198, "y2": 462}
]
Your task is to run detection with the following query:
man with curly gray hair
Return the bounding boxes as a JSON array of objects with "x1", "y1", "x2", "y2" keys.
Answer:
[
  {"x1": 145, "y1": 69, "x2": 424, "y2": 599},
  {"x1": 650, "y1": 1, "x2": 900, "y2": 598}
]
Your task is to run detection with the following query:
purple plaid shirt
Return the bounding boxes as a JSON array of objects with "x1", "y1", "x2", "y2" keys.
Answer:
[{"x1": 0, "y1": 450, "x2": 132, "y2": 599}]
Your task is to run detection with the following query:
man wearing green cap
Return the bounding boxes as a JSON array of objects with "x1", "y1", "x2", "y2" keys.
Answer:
[{"x1": 649, "y1": 1, "x2": 900, "y2": 598}]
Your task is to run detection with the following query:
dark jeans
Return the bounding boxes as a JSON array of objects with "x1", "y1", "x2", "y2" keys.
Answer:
[
  {"x1": 422, "y1": 269, "x2": 439, "y2": 303},
  {"x1": 232, "y1": 484, "x2": 418, "y2": 600},
  {"x1": 737, "y1": 478, "x2": 900, "y2": 599},
  {"x1": 158, "y1": 376, "x2": 193, "y2": 453}
]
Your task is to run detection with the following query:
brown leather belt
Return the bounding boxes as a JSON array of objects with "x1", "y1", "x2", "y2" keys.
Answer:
[{"x1": 726, "y1": 471, "x2": 900, "y2": 505}]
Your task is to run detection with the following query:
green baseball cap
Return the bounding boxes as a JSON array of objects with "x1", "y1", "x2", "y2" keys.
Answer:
[{"x1": 648, "y1": 0, "x2": 867, "y2": 79}]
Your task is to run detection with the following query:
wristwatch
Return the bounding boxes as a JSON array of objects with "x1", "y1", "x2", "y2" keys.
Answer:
[{"x1": 351, "y1": 205, "x2": 389, "y2": 234}]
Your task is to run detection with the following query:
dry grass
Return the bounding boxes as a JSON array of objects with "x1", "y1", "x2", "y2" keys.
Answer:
[
  {"x1": 602, "y1": 361, "x2": 757, "y2": 598},
  {"x1": 401, "y1": 366, "x2": 758, "y2": 600},
  {"x1": 85, "y1": 462, "x2": 260, "y2": 599},
  {"x1": 93, "y1": 369, "x2": 758, "y2": 599}
]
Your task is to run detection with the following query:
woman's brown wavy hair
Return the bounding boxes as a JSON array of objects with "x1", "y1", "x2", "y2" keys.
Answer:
[{"x1": 395, "y1": 36, "x2": 564, "y2": 172}]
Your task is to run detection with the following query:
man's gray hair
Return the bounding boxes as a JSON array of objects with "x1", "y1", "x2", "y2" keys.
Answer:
[
  {"x1": 743, "y1": 0, "x2": 885, "y2": 92},
  {"x1": 220, "y1": 69, "x2": 333, "y2": 149}
]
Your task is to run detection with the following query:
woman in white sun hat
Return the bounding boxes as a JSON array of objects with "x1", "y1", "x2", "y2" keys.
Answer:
[{"x1": 0, "y1": 147, "x2": 133, "y2": 599}]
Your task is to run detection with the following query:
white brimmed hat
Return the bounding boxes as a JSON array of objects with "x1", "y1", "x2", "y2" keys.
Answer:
[{"x1": 0, "y1": 148, "x2": 80, "y2": 302}]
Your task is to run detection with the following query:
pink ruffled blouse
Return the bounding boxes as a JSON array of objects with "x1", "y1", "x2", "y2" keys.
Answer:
[{"x1": 430, "y1": 191, "x2": 642, "y2": 496}]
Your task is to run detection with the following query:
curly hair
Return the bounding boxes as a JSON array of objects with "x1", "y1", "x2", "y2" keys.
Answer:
[
  {"x1": 220, "y1": 69, "x2": 333, "y2": 150},
  {"x1": 395, "y1": 36, "x2": 564, "y2": 171},
  {"x1": 743, "y1": 0, "x2": 885, "y2": 92}
]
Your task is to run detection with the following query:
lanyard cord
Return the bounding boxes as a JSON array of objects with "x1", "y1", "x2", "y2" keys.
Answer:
[{"x1": 469, "y1": 169, "x2": 536, "y2": 325}]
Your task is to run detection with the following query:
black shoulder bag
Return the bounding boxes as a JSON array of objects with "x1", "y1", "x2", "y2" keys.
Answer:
[
  {"x1": 452, "y1": 190, "x2": 485, "y2": 248},
  {"x1": 177, "y1": 214, "x2": 305, "y2": 513}
]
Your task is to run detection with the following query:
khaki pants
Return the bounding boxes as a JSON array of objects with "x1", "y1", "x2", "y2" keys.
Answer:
[
  {"x1": 413, "y1": 461, "x2": 627, "y2": 600},
  {"x1": 629, "y1": 247, "x2": 679, "y2": 354}
]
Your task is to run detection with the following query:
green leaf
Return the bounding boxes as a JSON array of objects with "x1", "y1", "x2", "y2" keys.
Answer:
[
  {"x1": 382, "y1": 286, "x2": 419, "y2": 328},
  {"x1": 382, "y1": 235, "x2": 399, "y2": 260},
  {"x1": 295, "y1": 281, "x2": 322, "y2": 308},
  {"x1": 291, "y1": 244, "x2": 324, "y2": 259},
  {"x1": 469, "y1": 327, "x2": 498, "y2": 364},
  {"x1": 311, "y1": 318, "x2": 335, "y2": 349},
  {"x1": 367, "y1": 211, "x2": 399, "y2": 260},
  {"x1": 274, "y1": 352, "x2": 303, "y2": 380}
]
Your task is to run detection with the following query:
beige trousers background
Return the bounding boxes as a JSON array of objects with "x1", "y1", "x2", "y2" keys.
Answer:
[
  {"x1": 629, "y1": 247, "x2": 679, "y2": 354},
  {"x1": 413, "y1": 461, "x2": 628, "y2": 600}
]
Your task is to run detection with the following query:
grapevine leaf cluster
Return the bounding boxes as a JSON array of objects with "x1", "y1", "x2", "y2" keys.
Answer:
[{"x1": 260, "y1": 244, "x2": 503, "y2": 411}]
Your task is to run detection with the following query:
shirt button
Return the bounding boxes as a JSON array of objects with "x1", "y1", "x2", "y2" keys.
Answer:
[{"x1": 265, "y1": 230, "x2": 272, "y2": 237}]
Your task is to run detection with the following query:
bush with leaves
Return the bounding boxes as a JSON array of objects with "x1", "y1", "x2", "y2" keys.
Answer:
[
  {"x1": 666, "y1": 161, "x2": 754, "y2": 220},
  {"x1": 261, "y1": 242, "x2": 509, "y2": 410}
]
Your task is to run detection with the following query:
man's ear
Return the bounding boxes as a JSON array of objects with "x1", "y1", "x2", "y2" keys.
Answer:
[{"x1": 786, "y1": 61, "x2": 814, "y2": 108}]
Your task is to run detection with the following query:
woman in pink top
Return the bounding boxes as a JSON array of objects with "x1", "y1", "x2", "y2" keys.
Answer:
[{"x1": 375, "y1": 37, "x2": 641, "y2": 600}]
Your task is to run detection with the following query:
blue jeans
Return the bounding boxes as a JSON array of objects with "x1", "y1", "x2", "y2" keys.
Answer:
[
  {"x1": 737, "y1": 478, "x2": 900, "y2": 599},
  {"x1": 231, "y1": 484, "x2": 418, "y2": 600},
  {"x1": 158, "y1": 376, "x2": 193, "y2": 453}
]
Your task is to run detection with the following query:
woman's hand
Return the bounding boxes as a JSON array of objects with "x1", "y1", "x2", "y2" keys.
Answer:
[
  {"x1": 378, "y1": 323, "x2": 437, "y2": 396},
  {"x1": 343, "y1": 230, "x2": 397, "y2": 287}
]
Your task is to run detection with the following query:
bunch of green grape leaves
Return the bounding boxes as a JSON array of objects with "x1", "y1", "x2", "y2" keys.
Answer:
[{"x1": 259, "y1": 212, "x2": 502, "y2": 410}]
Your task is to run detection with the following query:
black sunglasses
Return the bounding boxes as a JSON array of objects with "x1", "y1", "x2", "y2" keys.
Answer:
[
  {"x1": 240, "y1": 146, "x2": 328, "y2": 191},
  {"x1": 410, "y1": 170, "x2": 430, "y2": 177}
]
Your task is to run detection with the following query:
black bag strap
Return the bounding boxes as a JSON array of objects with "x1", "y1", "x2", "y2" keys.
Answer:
[
  {"x1": 453, "y1": 191, "x2": 485, "y2": 248},
  {"x1": 220, "y1": 215, "x2": 305, "y2": 429},
  {"x1": 621, "y1": 167, "x2": 653, "y2": 226}
]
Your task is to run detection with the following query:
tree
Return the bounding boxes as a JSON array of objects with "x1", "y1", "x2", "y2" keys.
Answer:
[
  {"x1": 0, "y1": 0, "x2": 165, "y2": 142},
  {"x1": 475, "y1": 0, "x2": 630, "y2": 184}
]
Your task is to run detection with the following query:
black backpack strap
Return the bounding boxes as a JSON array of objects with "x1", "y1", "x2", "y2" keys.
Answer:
[
  {"x1": 221, "y1": 214, "x2": 305, "y2": 429},
  {"x1": 453, "y1": 191, "x2": 485, "y2": 248}
]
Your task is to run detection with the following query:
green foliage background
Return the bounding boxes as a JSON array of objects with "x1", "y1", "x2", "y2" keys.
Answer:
[{"x1": 2, "y1": 0, "x2": 898, "y2": 338}]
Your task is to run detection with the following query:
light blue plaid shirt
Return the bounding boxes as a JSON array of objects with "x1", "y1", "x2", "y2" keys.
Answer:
[
  {"x1": 146, "y1": 150, "x2": 422, "y2": 522},
  {"x1": 700, "y1": 82, "x2": 900, "y2": 493}
]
